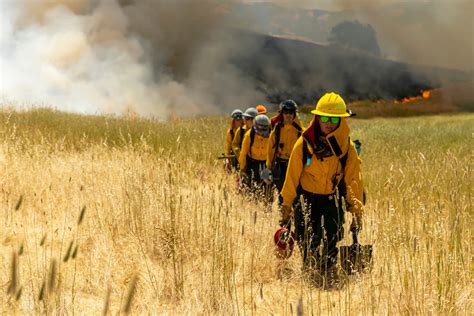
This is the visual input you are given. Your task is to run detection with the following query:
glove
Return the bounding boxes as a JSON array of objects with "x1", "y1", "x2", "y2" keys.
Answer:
[
  {"x1": 347, "y1": 196, "x2": 363, "y2": 214},
  {"x1": 279, "y1": 204, "x2": 292, "y2": 227},
  {"x1": 261, "y1": 168, "x2": 273, "y2": 185},
  {"x1": 350, "y1": 212, "x2": 363, "y2": 233},
  {"x1": 224, "y1": 158, "x2": 231, "y2": 173}
]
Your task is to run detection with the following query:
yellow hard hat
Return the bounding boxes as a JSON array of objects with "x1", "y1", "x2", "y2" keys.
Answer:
[{"x1": 311, "y1": 92, "x2": 351, "y2": 117}]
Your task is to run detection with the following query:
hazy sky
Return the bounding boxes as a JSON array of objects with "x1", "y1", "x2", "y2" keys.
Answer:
[{"x1": 241, "y1": 0, "x2": 430, "y2": 10}]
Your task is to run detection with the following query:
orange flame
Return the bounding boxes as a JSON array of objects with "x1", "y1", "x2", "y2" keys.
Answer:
[{"x1": 395, "y1": 89, "x2": 432, "y2": 104}]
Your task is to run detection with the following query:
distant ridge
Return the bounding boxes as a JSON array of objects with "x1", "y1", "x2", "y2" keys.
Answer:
[{"x1": 227, "y1": 29, "x2": 471, "y2": 104}]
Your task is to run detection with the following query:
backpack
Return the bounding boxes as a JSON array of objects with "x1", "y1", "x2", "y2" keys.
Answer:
[
  {"x1": 273, "y1": 122, "x2": 302, "y2": 151},
  {"x1": 247, "y1": 128, "x2": 256, "y2": 158},
  {"x1": 238, "y1": 126, "x2": 245, "y2": 149},
  {"x1": 302, "y1": 137, "x2": 362, "y2": 199},
  {"x1": 271, "y1": 121, "x2": 302, "y2": 165}
]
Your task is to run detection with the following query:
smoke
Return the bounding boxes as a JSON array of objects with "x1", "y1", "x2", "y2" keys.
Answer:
[
  {"x1": 0, "y1": 0, "x2": 264, "y2": 119},
  {"x1": 331, "y1": 0, "x2": 474, "y2": 72}
]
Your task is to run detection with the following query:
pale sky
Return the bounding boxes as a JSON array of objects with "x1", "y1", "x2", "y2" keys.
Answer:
[{"x1": 242, "y1": 0, "x2": 430, "y2": 11}]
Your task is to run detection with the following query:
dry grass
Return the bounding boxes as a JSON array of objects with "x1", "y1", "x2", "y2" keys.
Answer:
[{"x1": 0, "y1": 108, "x2": 472, "y2": 314}]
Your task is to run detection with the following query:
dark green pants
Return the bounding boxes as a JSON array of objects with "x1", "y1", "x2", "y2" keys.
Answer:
[
  {"x1": 293, "y1": 189, "x2": 345, "y2": 270},
  {"x1": 272, "y1": 158, "x2": 288, "y2": 205},
  {"x1": 243, "y1": 157, "x2": 272, "y2": 203}
]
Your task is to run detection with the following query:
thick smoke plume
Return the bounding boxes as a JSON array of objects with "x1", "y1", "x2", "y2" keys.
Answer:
[
  {"x1": 0, "y1": 0, "x2": 263, "y2": 119},
  {"x1": 1, "y1": 0, "x2": 471, "y2": 118},
  {"x1": 331, "y1": 0, "x2": 474, "y2": 72}
]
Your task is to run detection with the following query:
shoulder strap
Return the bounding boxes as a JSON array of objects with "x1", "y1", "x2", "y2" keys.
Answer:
[
  {"x1": 336, "y1": 137, "x2": 351, "y2": 171},
  {"x1": 274, "y1": 121, "x2": 301, "y2": 150},
  {"x1": 273, "y1": 123, "x2": 282, "y2": 149},
  {"x1": 340, "y1": 150, "x2": 348, "y2": 170},
  {"x1": 250, "y1": 128, "x2": 256, "y2": 149},
  {"x1": 292, "y1": 122, "x2": 302, "y2": 136},
  {"x1": 230, "y1": 128, "x2": 235, "y2": 140},
  {"x1": 239, "y1": 126, "x2": 244, "y2": 148},
  {"x1": 247, "y1": 128, "x2": 256, "y2": 159},
  {"x1": 302, "y1": 138, "x2": 309, "y2": 166},
  {"x1": 334, "y1": 137, "x2": 351, "y2": 193}
]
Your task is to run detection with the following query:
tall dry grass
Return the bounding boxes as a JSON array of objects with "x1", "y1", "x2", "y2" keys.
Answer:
[{"x1": 0, "y1": 108, "x2": 472, "y2": 314}]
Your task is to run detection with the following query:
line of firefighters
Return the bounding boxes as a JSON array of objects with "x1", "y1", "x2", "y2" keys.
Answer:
[{"x1": 224, "y1": 92, "x2": 365, "y2": 288}]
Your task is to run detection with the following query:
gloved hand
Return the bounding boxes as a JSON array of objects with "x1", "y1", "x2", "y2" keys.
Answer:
[
  {"x1": 350, "y1": 212, "x2": 363, "y2": 233},
  {"x1": 224, "y1": 158, "x2": 231, "y2": 173},
  {"x1": 279, "y1": 204, "x2": 292, "y2": 227},
  {"x1": 261, "y1": 168, "x2": 273, "y2": 185}
]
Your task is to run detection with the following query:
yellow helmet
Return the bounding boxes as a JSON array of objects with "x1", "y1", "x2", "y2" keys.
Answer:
[{"x1": 311, "y1": 92, "x2": 351, "y2": 117}]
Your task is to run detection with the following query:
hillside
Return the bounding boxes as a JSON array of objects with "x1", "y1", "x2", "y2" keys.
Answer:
[{"x1": 225, "y1": 29, "x2": 471, "y2": 106}]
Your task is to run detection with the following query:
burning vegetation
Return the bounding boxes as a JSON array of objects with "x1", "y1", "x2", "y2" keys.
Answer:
[{"x1": 395, "y1": 89, "x2": 434, "y2": 104}]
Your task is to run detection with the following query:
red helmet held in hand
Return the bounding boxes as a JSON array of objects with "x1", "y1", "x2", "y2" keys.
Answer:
[{"x1": 274, "y1": 227, "x2": 296, "y2": 259}]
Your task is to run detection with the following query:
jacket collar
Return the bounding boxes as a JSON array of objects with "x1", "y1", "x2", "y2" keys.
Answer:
[{"x1": 302, "y1": 117, "x2": 351, "y2": 158}]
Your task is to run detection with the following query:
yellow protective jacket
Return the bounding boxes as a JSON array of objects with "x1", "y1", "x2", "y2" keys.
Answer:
[
  {"x1": 266, "y1": 118, "x2": 304, "y2": 168},
  {"x1": 225, "y1": 122, "x2": 240, "y2": 156},
  {"x1": 232, "y1": 126, "x2": 248, "y2": 159},
  {"x1": 281, "y1": 118, "x2": 364, "y2": 214},
  {"x1": 239, "y1": 130, "x2": 270, "y2": 171}
]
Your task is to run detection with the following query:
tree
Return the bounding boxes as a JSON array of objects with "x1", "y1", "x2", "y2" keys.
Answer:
[{"x1": 328, "y1": 20, "x2": 381, "y2": 57}]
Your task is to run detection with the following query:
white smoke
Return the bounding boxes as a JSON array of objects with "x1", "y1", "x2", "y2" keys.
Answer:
[{"x1": 0, "y1": 0, "x2": 260, "y2": 119}]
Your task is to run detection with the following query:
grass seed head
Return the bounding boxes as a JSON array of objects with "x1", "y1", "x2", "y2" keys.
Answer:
[
  {"x1": 122, "y1": 274, "x2": 138, "y2": 314},
  {"x1": 63, "y1": 241, "x2": 74, "y2": 263},
  {"x1": 14, "y1": 195, "x2": 23, "y2": 211},
  {"x1": 7, "y1": 252, "x2": 18, "y2": 295},
  {"x1": 78, "y1": 205, "x2": 86, "y2": 225},
  {"x1": 48, "y1": 259, "x2": 57, "y2": 292}
]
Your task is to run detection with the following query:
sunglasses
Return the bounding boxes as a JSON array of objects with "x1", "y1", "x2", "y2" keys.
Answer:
[
  {"x1": 320, "y1": 116, "x2": 340, "y2": 124},
  {"x1": 282, "y1": 110, "x2": 295, "y2": 114}
]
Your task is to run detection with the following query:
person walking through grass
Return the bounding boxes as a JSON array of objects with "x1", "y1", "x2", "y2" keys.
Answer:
[
  {"x1": 239, "y1": 114, "x2": 272, "y2": 197},
  {"x1": 224, "y1": 109, "x2": 243, "y2": 172},
  {"x1": 279, "y1": 92, "x2": 364, "y2": 288},
  {"x1": 232, "y1": 107, "x2": 258, "y2": 162},
  {"x1": 266, "y1": 100, "x2": 303, "y2": 203}
]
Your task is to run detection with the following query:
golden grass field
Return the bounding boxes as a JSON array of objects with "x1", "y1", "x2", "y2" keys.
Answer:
[{"x1": 0, "y1": 108, "x2": 472, "y2": 314}]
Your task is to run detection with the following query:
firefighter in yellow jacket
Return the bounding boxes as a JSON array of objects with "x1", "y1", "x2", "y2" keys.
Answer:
[
  {"x1": 232, "y1": 107, "x2": 258, "y2": 161},
  {"x1": 224, "y1": 109, "x2": 243, "y2": 171},
  {"x1": 279, "y1": 92, "x2": 364, "y2": 285},
  {"x1": 266, "y1": 100, "x2": 303, "y2": 200},
  {"x1": 239, "y1": 114, "x2": 271, "y2": 191}
]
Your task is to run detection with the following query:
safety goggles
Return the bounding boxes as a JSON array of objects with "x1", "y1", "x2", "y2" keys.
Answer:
[
  {"x1": 320, "y1": 116, "x2": 340, "y2": 124},
  {"x1": 282, "y1": 110, "x2": 295, "y2": 115},
  {"x1": 254, "y1": 125, "x2": 270, "y2": 137},
  {"x1": 256, "y1": 125, "x2": 269, "y2": 131}
]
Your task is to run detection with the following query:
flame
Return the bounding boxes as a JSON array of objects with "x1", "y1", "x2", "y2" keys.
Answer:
[{"x1": 395, "y1": 89, "x2": 432, "y2": 104}]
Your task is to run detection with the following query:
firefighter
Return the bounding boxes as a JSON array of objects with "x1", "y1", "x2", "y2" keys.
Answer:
[
  {"x1": 224, "y1": 109, "x2": 243, "y2": 172},
  {"x1": 279, "y1": 92, "x2": 364, "y2": 287},
  {"x1": 266, "y1": 100, "x2": 303, "y2": 201},
  {"x1": 239, "y1": 114, "x2": 271, "y2": 194},
  {"x1": 232, "y1": 107, "x2": 258, "y2": 160},
  {"x1": 256, "y1": 104, "x2": 268, "y2": 115}
]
